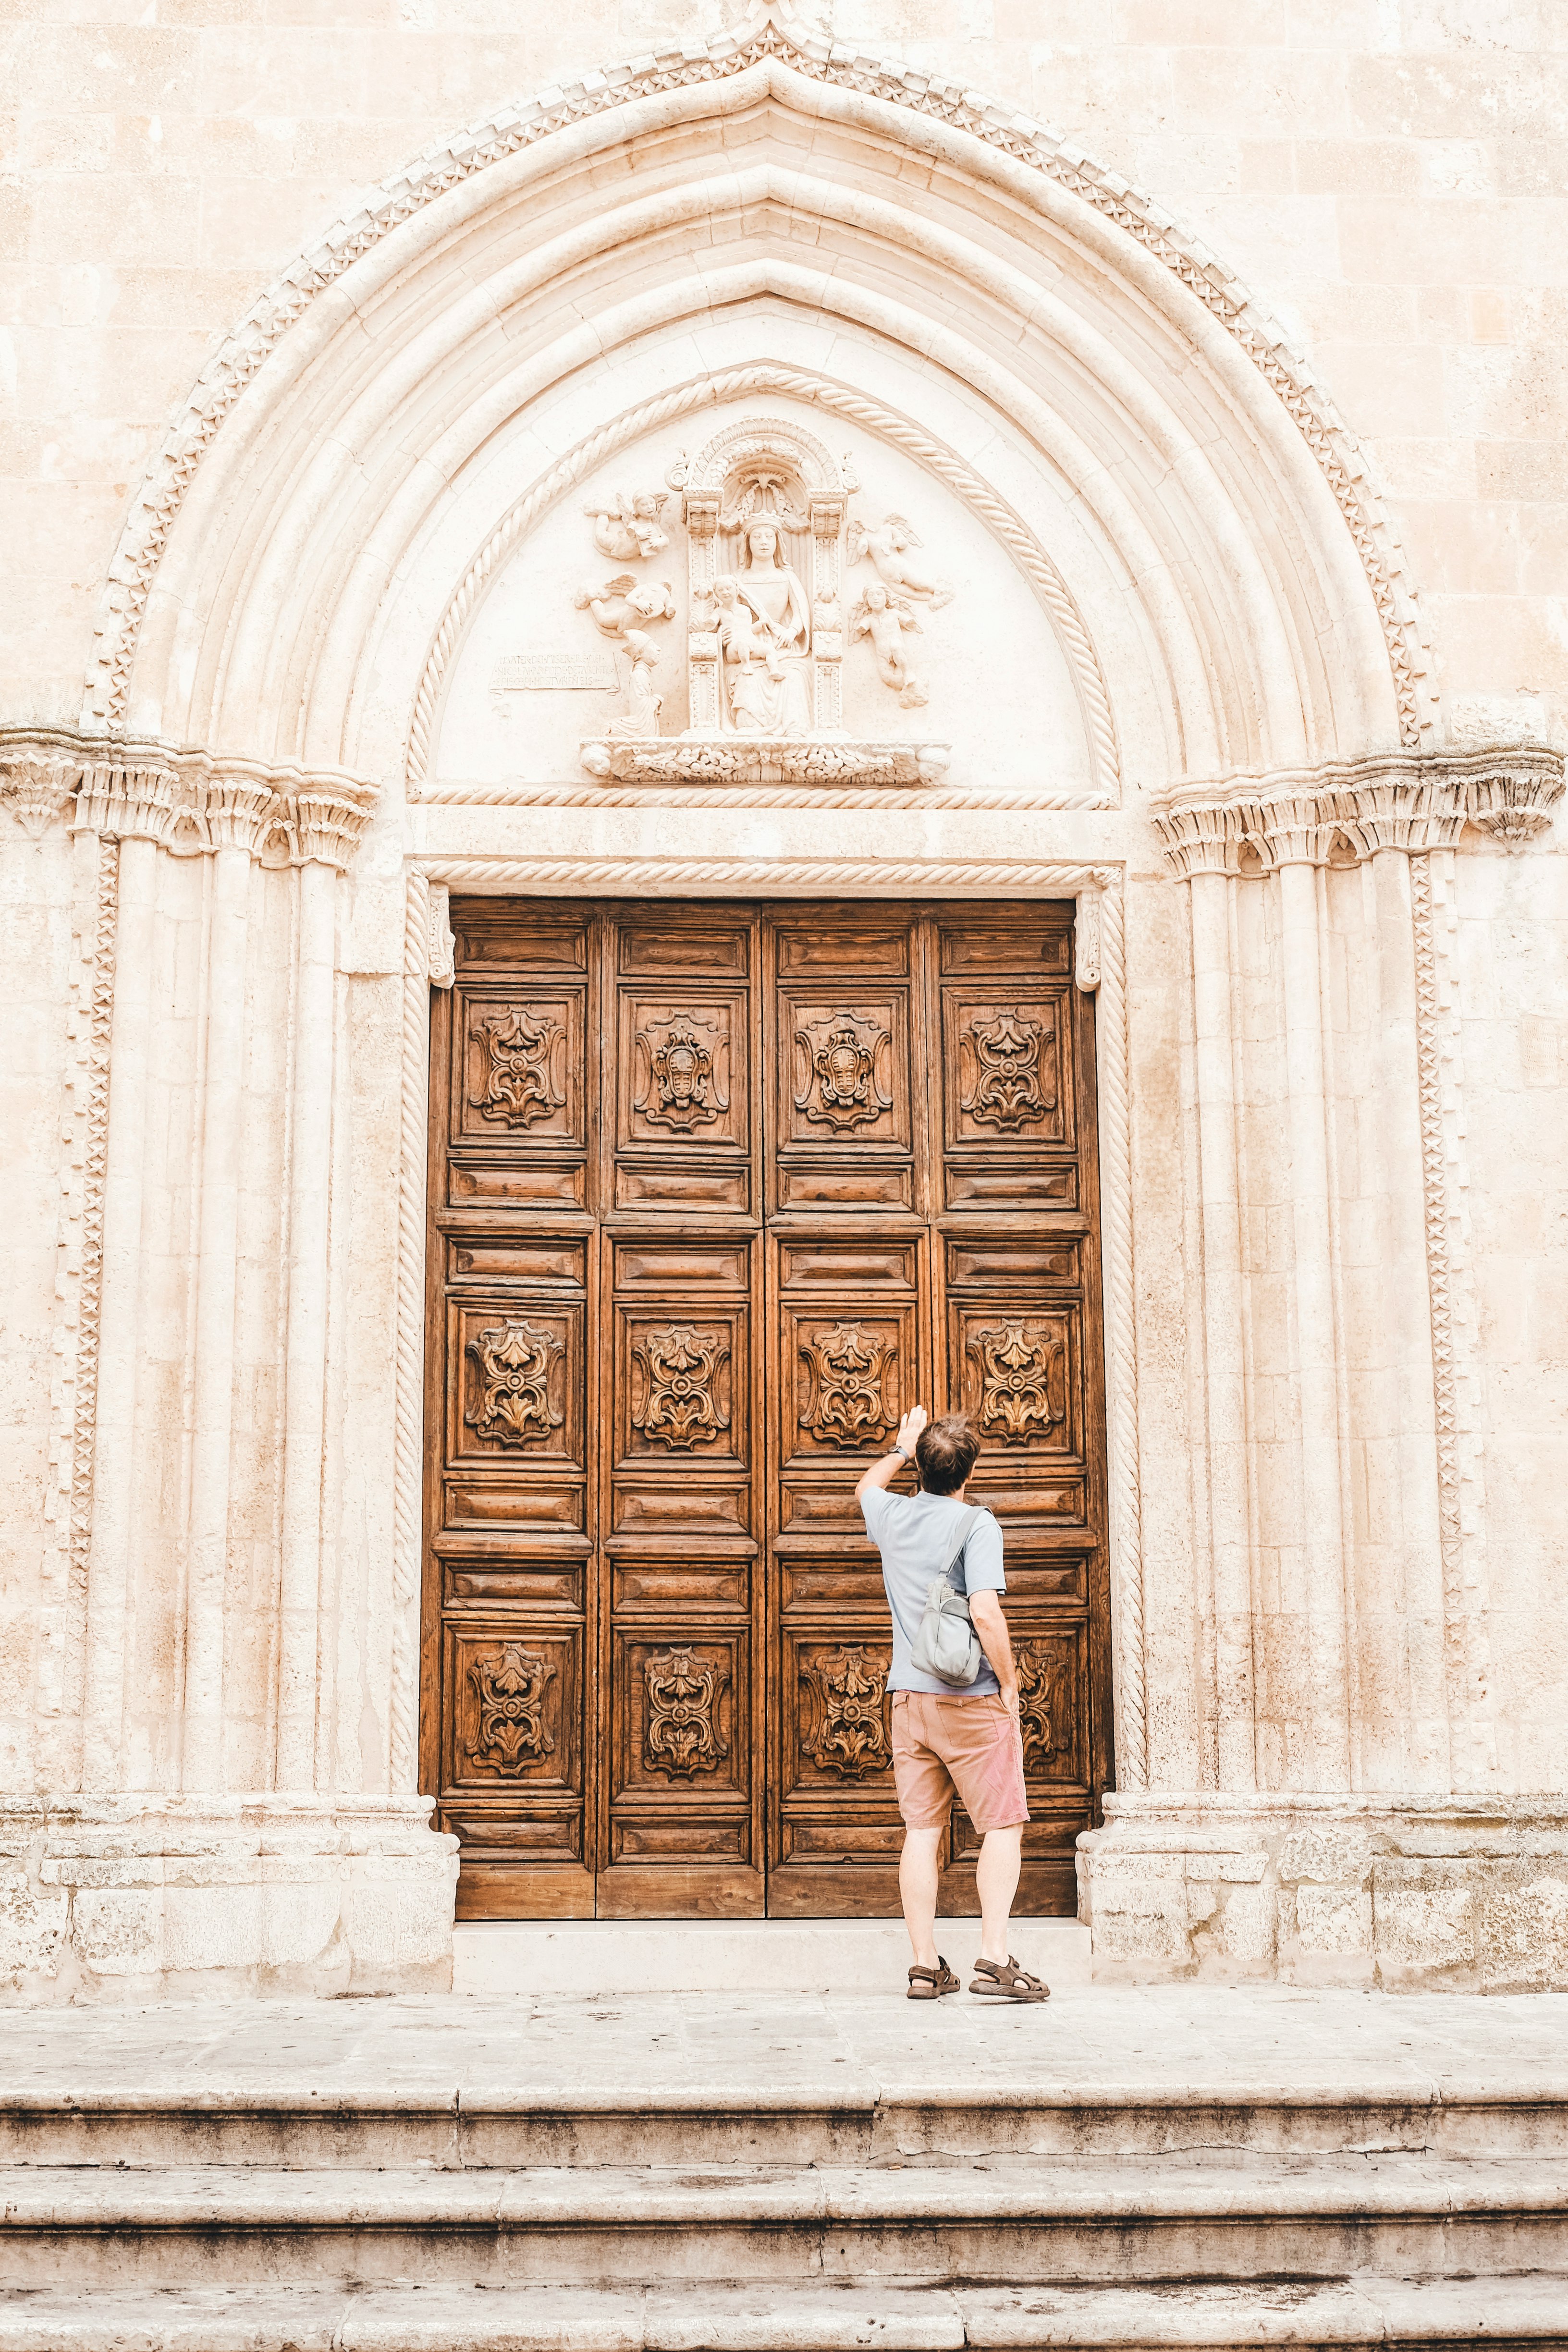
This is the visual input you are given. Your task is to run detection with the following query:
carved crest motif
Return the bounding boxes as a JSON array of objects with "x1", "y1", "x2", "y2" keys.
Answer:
[
  {"x1": 794, "y1": 1012, "x2": 894, "y2": 1131},
  {"x1": 960, "y1": 1010, "x2": 1054, "y2": 1131},
  {"x1": 631, "y1": 1324, "x2": 731, "y2": 1450},
  {"x1": 470, "y1": 1004, "x2": 565, "y2": 1128},
  {"x1": 1014, "y1": 1642, "x2": 1060, "y2": 1773},
  {"x1": 798, "y1": 1321, "x2": 898, "y2": 1446},
  {"x1": 466, "y1": 1643, "x2": 555, "y2": 1773},
  {"x1": 640, "y1": 1016, "x2": 725, "y2": 1132},
  {"x1": 644, "y1": 1646, "x2": 730, "y2": 1778},
  {"x1": 465, "y1": 1317, "x2": 564, "y2": 1447},
  {"x1": 968, "y1": 1320, "x2": 1066, "y2": 1444},
  {"x1": 803, "y1": 1646, "x2": 893, "y2": 1778}
]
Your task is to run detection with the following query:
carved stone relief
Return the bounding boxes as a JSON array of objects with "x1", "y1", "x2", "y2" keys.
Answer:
[
  {"x1": 580, "y1": 416, "x2": 952, "y2": 784},
  {"x1": 850, "y1": 584, "x2": 925, "y2": 709},
  {"x1": 968, "y1": 1319, "x2": 1066, "y2": 1443},
  {"x1": 846, "y1": 514, "x2": 953, "y2": 612},
  {"x1": 470, "y1": 1005, "x2": 566, "y2": 1128},
  {"x1": 584, "y1": 489, "x2": 671, "y2": 564},
  {"x1": 803, "y1": 1646, "x2": 893, "y2": 1778},
  {"x1": 798, "y1": 1321, "x2": 898, "y2": 1446},
  {"x1": 643, "y1": 1646, "x2": 730, "y2": 1779},
  {"x1": 466, "y1": 1643, "x2": 555, "y2": 1773},
  {"x1": 630, "y1": 1324, "x2": 732, "y2": 1450},
  {"x1": 960, "y1": 1010, "x2": 1056, "y2": 1130},
  {"x1": 465, "y1": 1317, "x2": 565, "y2": 1446},
  {"x1": 793, "y1": 1010, "x2": 894, "y2": 1131}
]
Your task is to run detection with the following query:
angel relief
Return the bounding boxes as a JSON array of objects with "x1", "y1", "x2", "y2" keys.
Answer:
[
  {"x1": 846, "y1": 514, "x2": 953, "y2": 612},
  {"x1": 850, "y1": 583, "x2": 925, "y2": 709},
  {"x1": 583, "y1": 489, "x2": 671, "y2": 563}
]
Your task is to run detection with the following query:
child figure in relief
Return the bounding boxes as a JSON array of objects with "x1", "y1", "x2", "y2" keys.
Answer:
[
  {"x1": 583, "y1": 490, "x2": 671, "y2": 563},
  {"x1": 711, "y1": 518, "x2": 813, "y2": 736},
  {"x1": 851, "y1": 580, "x2": 928, "y2": 710}
]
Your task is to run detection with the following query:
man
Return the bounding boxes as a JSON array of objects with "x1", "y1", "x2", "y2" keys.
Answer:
[{"x1": 856, "y1": 1403, "x2": 1049, "y2": 2003}]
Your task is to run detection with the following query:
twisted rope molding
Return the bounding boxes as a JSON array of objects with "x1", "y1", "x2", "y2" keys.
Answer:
[
  {"x1": 86, "y1": 20, "x2": 1426, "y2": 747},
  {"x1": 405, "y1": 368, "x2": 1118, "y2": 796},
  {"x1": 390, "y1": 873, "x2": 430, "y2": 1794},
  {"x1": 414, "y1": 855, "x2": 1118, "y2": 896},
  {"x1": 1094, "y1": 880, "x2": 1146, "y2": 1789},
  {"x1": 414, "y1": 781, "x2": 1110, "y2": 811}
]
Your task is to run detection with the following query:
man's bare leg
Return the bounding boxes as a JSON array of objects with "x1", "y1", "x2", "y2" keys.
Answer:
[
  {"x1": 976, "y1": 1825, "x2": 1022, "y2": 1964},
  {"x1": 899, "y1": 1826, "x2": 943, "y2": 1971}
]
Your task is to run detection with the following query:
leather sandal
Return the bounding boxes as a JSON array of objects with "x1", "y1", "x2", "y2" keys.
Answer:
[
  {"x1": 907, "y1": 1957, "x2": 961, "y2": 2000},
  {"x1": 969, "y1": 1954, "x2": 1050, "y2": 2001}
]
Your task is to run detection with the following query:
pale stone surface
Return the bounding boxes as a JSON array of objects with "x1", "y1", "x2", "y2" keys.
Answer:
[
  {"x1": 452, "y1": 1917, "x2": 1092, "y2": 1996},
  {"x1": 3, "y1": 0, "x2": 1568, "y2": 1997}
]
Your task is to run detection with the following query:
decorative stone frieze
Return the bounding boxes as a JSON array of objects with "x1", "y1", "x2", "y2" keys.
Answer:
[
  {"x1": 0, "y1": 729, "x2": 379, "y2": 863},
  {"x1": 1154, "y1": 747, "x2": 1563, "y2": 879},
  {"x1": 579, "y1": 737, "x2": 952, "y2": 787}
]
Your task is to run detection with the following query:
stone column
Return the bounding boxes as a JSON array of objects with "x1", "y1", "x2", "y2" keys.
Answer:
[
  {"x1": 1255, "y1": 801, "x2": 1353, "y2": 1793},
  {"x1": 1148, "y1": 805, "x2": 1259, "y2": 1792},
  {"x1": 275, "y1": 784, "x2": 376, "y2": 1792},
  {"x1": 181, "y1": 775, "x2": 275, "y2": 1791}
]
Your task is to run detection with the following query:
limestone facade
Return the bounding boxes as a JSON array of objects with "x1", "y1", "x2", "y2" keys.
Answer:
[{"x1": 3, "y1": 0, "x2": 1568, "y2": 1997}]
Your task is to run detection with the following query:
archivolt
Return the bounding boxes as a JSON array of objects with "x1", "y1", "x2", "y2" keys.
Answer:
[
  {"x1": 87, "y1": 14, "x2": 1426, "y2": 772},
  {"x1": 405, "y1": 364, "x2": 1119, "y2": 796}
]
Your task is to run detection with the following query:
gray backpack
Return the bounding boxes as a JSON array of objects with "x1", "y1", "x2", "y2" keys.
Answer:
[{"x1": 908, "y1": 1506, "x2": 983, "y2": 1685}]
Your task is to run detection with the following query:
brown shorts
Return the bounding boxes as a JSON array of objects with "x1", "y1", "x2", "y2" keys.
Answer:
[{"x1": 891, "y1": 1690, "x2": 1029, "y2": 1834}]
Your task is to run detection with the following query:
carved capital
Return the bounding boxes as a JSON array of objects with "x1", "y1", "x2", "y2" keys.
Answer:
[
  {"x1": 1458, "y1": 752, "x2": 1564, "y2": 849},
  {"x1": 1157, "y1": 745, "x2": 1563, "y2": 881},
  {"x1": 0, "y1": 748, "x2": 79, "y2": 838},
  {"x1": 200, "y1": 775, "x2": 278, "y2": 855},
  {"x1": 1151, "y1": 798, "x2": 1255, "y2": 880},
  {"x1": 74, "y1": 759, "x2": 181, "y2": 844},
  {"x1": 278, "y1": 780, "x2": 378, "y2": 869},
  {"x1": 0, "y1": 729, "x2": 381, "y2": 861}
]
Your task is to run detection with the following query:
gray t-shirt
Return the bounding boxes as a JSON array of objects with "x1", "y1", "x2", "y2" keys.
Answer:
[{"x1": 860, "y1": 1487, "x2": 1006, "y2": 1697}]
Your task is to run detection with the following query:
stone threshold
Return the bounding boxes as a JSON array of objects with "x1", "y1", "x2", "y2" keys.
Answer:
[{"x1": 452, "y1": 1915, "x2": 1091, "y2": 1995}]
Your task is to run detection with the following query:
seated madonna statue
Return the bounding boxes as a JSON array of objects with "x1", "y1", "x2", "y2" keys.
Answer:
[{"x1": 714, "y1": 518, "x2": 813, "y2": 736}]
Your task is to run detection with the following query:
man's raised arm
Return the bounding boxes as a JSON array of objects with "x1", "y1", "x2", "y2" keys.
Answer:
[{"x1": 854, "y1": 1402, "x2": 928, "y2": 1508}]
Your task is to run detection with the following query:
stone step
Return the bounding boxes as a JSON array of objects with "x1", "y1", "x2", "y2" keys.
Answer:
[
  {"x1": 1, "y1": 2276, "x2": 1567, "y2": 2350},
  {"x1": 4, "y1": 2156, "x2": 1566, "y2": 2288},
  {"x1": 451, "y1": 1917, "x2": 1094, "y2": 1997},
  {"x1": 16, "y1": 2076, "x2": 1568, "y2": 2168}
]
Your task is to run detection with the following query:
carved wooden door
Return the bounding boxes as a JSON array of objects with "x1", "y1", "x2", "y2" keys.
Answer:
[{"x1": 423, "y1": 900, "x2": 1110, "y2": 1920}]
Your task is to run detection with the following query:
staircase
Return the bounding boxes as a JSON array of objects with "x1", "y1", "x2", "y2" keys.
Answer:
[{"x1": 2, "y1": 1984, "x2": 1567, "y2": 2348}]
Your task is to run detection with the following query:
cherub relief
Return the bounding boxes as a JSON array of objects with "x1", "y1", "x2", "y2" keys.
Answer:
[
  {"x1": 583, "y1": 489, "x2": 671, "y2": 563},
  {"x1": 850, "y1": 581, "x2": 927, "y2": 709},
  {"x1": 574, "y1": 575, "x2": 678, "y2": 639},
  {"x1": 845, "y1": 514, "x2": 953, "y2": 612}
]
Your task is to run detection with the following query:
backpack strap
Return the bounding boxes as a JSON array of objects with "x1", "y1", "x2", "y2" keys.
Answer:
[{"x1": 940, "y1": 1504, "x2": 981, "y2": 1592}]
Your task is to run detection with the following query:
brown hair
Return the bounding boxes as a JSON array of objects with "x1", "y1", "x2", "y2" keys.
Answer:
[{"x1": 915, "y1": 1412, "x2": 980, "y2": 1496}]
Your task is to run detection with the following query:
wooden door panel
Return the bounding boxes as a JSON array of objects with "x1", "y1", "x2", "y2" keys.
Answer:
[{"x1": 425, "y1": 898, "x2": 1110, "y2": 1923}]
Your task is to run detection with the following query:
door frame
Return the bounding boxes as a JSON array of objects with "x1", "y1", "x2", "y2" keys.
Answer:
[{"x1": 394, "y1": 857, "x2": 1144, "y2": 1911}]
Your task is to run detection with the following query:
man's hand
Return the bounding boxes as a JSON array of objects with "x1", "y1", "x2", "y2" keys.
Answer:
[{"x1": 854, "y1": 1400, "x2": 928, "y2": 1507}]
